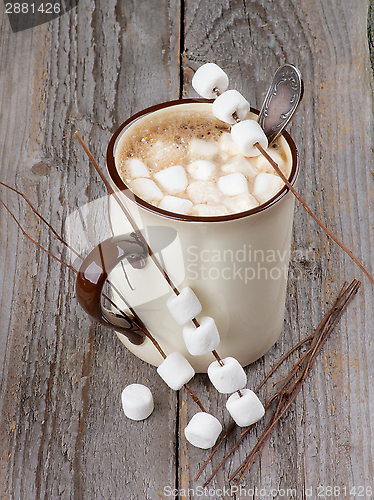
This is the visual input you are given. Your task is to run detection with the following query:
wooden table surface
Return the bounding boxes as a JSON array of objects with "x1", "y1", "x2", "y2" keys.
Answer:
[{"x1": 1, "y1": 1, "x2": 374, "y2": 498}]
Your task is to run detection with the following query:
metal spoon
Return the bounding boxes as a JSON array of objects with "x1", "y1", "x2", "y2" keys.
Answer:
[{"x1": 258, "y1": 64, "x2": 304, "y2": 145}]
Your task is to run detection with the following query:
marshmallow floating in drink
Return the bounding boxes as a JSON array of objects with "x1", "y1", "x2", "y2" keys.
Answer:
[
  {"x1": 184, "y1": 412, "x2": 222, "y2": 449},
  {"x1": 157, "y1": 352, "x2": 195, "y2": 390},
  {"x1": 187, "y1": 160, "x2": 216, "y2": 181},
  {"x1": 159, "y1": 195, "x2": 193, "y2": 215},
  {"x1": 226, "y1": 389, "x2": 265, "y2": 427},
  {"x1": 121, "y1": 384, "x2": 154, "y2": 421},
  {"x1": 253, "y1": 172, "x2": 285, "y2": 204}
]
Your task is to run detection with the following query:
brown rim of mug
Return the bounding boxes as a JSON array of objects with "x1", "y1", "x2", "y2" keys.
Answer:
[{"x1": 106, "y1": 98, "x2": 299, "y2": 223}]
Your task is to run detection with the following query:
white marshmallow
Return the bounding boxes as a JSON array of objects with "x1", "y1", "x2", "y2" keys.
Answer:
[
  {"x1": 184, "y1": 412, "x2": 222, "y2": 449},
  {"x1": 222, "y1": 193, "x2": 259, "y2": 214},
  {"x1": 220, "y1": 154, "x2": 257, "y2": 178},
  {"x1": 187, "y1": 160, "x2": 216, "y2": 180},
  {"x1": 189, "y1": 139, "x2": 219, "y2": 160},
  {"x1": 183, "y1": 316, "x2": 220, "y2": 356},
  {"x1": 129, "y1": 178, "x2": 163, "y2": 203},
  {"x1": 218, "y1": 173, "x2": 248, "y2": 196},
  {"x1": 154, "y1": 165, "x2": 188, "y2": 194},
  {"x1": 231, "y1": 120, "x2": 268, "y2": 157},
  {"x1": 255, "y1": 149, "x2": 285, "y2": 174},
  {"x1": 253, "y1": 172, "x2": 285, "y2": 204},
  {"x1": 166, "y1": 287, "x2": 202, "y2": 325},
  {"x1": 192, "y1": 63, "x2": 229, "y2": 99},
  {"x1": 191, "y1": 204, "x2": 230, "y2": 217},
  {"x1": 226, "y1": 389, "x2": 265, "y2": 427},
  {"x1": 208, "y1": 357, "x2": 247, "y2": 394},
  {"x1": 121, "y1": 384, "x2": 154, "y2": 421},
  {"x1": 157, "y1": 352, "x2": 195, "y2": 390},
  {"x1": 125, "y1": 158, "x2": 150, "y2": 178},
  {"x1": 187, "y1": 180, "x2": 221, "y2": 204},
  {"x1": 212, "y1": 89, "x2": 250, "y2": 125},
  {"x1": 219, "y1": 132, "x2": 240, "y2": 156},
  {"x1": 159, "y1": 196, "x2": 193, "y2": 215}
]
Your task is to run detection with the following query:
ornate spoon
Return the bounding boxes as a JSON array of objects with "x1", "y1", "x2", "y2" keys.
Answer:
[{"x1": 258, "y1": 64, "x2": 304, "y2": 145}]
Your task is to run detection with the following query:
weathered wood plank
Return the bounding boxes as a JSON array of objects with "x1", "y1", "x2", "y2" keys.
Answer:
[
  {"x1": 182, "y1": 0, "x2": 374, "y2": 493},
  {"x1": 0, "y1": 0, "x2": 181, "y2": 498}
]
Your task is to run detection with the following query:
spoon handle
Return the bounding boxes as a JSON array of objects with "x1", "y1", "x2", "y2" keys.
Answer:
[{"x1": 258, "y1": 64, "x2": 304, "y2": 146}]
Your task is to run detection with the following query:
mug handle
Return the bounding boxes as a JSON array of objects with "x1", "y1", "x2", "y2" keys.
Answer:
[{"x1": 75, "y1": 233, "x2": 148, "y2": 345}]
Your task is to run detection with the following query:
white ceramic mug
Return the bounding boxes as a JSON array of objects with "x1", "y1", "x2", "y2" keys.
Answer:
[{"x1": 81, "y1": 99, "x2": 299, "y2": 372}]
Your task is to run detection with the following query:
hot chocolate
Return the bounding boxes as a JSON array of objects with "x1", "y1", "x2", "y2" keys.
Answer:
[{"x1": 114, "y1": 103, "x2": 292, "y2": 217}]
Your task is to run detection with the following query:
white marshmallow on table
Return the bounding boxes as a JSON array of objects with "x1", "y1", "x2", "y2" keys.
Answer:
[
  {"x1": 129, "y1": 178, "x2": 163, "y2": 203},
  {"x1": 208, "y1": 357, "x2": 247, "y2": 394},
  {"x1": 166, "y1": 286, "x2": 202, "y2": 325},
  {"x1": 223, "y1": 193, "x2": 259, "y2": 214},
  {"x1": 184, "y1": 412, "x2": 222, "y2": 449},
  {"x1": 157, "y1": 352, "x2": 195, "y2": 390},
  {"x1": 255, "y1": 149, "x2": 285, "y2": 174},
  {"x1": 252, "y1": 172, "x2": 285, "y2": 204},
  {"x1": 212, "y1": 89, "x2": 250, "y2": 125},
  {"x1": 125, "y1": 158, "x2": 150, "y2": 178},
  {"x1": 219, "y1": 132, "x2": 240, "y2": 156},
  {"x1": 154, "y1": 165, "x2": 188, "y2": 195},
  {"x1": 231, "y1": 120, "x2": 268, "y2": 157},
  {"x1": 187, "y1": 160, "x2": 216, "y2": 180},
  {"x1": 191, "y1": 204, "x2": 230, "y2": 217},
  {"x1": 192, "y1": 62, "x2": 229, "y2": 99},
  {"x1": 158, "y1": 196, "x2": 193, "y2": 215},
  {"x1": 189, "y1": 138, "x2": 219, "y2": 160},
  {"x1": 187, "y1": 180, "x2": 222, "y2": 204},
  {"x1": 121, "y1": 384, "x2": 154, "y2": 421},
  {"x1": 183, "y1": 316, "x2": 220, "y2": 356},
  {"x1": 218, "y1": 173, "x2": 249, "y2": 196},
  {"x1": 226, "y1": 389, "x2": 265, "y2": 427}
]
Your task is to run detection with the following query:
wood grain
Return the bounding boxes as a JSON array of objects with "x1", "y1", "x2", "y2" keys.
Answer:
[{"x1": 0, "y1": 0, "x2": 373, "y2": 498}]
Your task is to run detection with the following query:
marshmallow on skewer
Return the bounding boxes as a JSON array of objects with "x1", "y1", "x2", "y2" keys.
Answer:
[
  {"x1": 184, "y1": 412, "x2": 222, "y2": 449},
  {"x1": 231, "y1": 120, "x2": 268, "y2": 157},
  {"x1": 121, "y1": 384, "x2": 154, "y2": 421},
  {"x1": 158, "y1": 196, "x2": 193, "y2": 215},
  {"x1": 207, "y1": 357, "x2": 247, "y2": 394},
  {"x1": 218, "y1": 172, "x2": 249, "y2": 196},
  {"x1": 226, "y1": 389, "x2": 265, "y2": 427},
  {"x1": 157, "y1": 352, "x2": 195, "y2": 390},
  {"x1": 192, "y1": 63, "x2": 229, "y2": 99},
  {"x1": 183, "y1": 316, "x2": 220, "y2": 356},
  {"x1": 187, "y1": 160, "x2": 216, "y2": 181},
  {"x1": 166, "y1": 287, "x2": 202, "y2": 326},
  {"x1": 212, "y1": 89, "x2": 250, "y2": 125},
  {"x1": 253, "y1": 172, "x2": 285, "y2": 204},
  {"x1": 154, "y1": 165, "x2": 188, "y2": 195}
]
